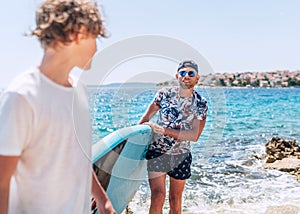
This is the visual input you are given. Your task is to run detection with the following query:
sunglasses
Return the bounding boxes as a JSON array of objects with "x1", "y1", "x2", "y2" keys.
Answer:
[{"x1": 178, "y1": 70, "x2": 196, "y2": 77}]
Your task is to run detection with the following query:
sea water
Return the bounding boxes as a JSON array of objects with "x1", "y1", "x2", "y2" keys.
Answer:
[{"x1": 89, "y1": 86, "x2": 300, "y2": 214}]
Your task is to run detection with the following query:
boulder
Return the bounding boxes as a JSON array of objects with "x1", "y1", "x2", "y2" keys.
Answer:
[
  {"x1": 264, "y1": 137, "x2": 300, "y2": 182},
  {"x1": 265, "y1": 137, "x2": 300, "y2": 163}
]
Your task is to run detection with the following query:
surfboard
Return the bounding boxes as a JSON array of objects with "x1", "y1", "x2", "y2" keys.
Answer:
[{"x1": 92, "y1": 125, "x2": 152, "y2": 214}]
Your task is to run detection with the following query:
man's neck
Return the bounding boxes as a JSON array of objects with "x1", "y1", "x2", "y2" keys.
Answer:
[{"x1": 178, "y1": 86, "x2": 194, "y2": 98}]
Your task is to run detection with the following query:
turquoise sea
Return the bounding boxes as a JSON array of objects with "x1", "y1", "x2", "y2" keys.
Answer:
[{"x1": 89, "y1": 86, "x2": 300, "y2": 214}]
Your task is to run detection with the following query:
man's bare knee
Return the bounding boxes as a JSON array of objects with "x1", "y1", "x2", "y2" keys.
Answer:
[{"x1": 152, "y1": 188, "x2": 166, "y2": 200}]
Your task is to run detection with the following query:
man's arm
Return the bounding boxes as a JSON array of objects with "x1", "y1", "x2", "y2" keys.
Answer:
[
  {"x1": 91, "y1": 171, "x2": 116, "y2": 214},
  {"x1": 146, "y1": 119, "x2": 206, "y2": 142},
  {"x1": 0, "y1": 155, "x2": 19, "y2": 214},
  {"x1": 138, "y1": 103, "x2": 160, "y2": 124}
]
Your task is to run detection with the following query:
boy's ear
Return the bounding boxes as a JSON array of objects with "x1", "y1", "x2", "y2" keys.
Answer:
[
  {"x1": 74, "y1": 27, "x2": 87, "y2": 44},
  {"x1": 176, "y1": 73, "x2": 179, "y2": 79}
]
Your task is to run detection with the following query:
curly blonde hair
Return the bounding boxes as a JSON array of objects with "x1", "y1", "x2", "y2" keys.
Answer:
[{"x1": 29, "y1": 0, "x2": 107, "y2": 48}]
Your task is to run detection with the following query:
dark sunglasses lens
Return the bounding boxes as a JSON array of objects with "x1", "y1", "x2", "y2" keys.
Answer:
[
  {"x1": 179, "y1": 71, "x2": 186, "y2": 77},
  {"x1": 188, "y1": 71, "x2": 195, "y2": 77}
]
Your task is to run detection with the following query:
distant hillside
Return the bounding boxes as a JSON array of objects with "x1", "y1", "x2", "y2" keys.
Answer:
[{"x1": 157, "y1": 70, "x2": 300, "y2": 88}]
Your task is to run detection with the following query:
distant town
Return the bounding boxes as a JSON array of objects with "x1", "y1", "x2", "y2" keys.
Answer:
[{"x1": 157, "y1": 70, "x2": 300, "y2": 88}]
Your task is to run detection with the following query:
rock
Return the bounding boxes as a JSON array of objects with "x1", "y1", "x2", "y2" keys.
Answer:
[
  {"x1": 266, "y1": 156, "x2": 276, "y2": 163},
  {"x1": 264, "y1": 157, "x2": 300, "y2": 171},
  {"x1": 264, "y1": 137, "x2": 300, "y2": 183}
]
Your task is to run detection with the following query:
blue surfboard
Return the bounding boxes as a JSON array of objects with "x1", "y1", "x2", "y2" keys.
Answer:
[{"x1": 92, "y1": 125, "x2": 152, "y2": 214}]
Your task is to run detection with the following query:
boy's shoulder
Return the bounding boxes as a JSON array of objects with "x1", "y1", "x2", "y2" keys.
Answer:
[{"x1": 5, "y1": 67, "x2": 40, "y2": 96}]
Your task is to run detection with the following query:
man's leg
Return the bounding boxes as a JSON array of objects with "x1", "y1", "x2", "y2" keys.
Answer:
[
  {"x1": 148, "y1": 172, "x2": 166, "y2": 214},
  {"x1": 169, "y1": 177, "x2": 186, "y2": 214}
]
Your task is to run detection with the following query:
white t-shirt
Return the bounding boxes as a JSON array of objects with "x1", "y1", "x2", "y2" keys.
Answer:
[{"x1": 0, "y1": 68, "x2": 92, "y2": 213}]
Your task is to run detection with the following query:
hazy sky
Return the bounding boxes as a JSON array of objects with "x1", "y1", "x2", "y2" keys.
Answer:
[{"x1": 1, "y1": 0, "x2": 299, "y2": 87}]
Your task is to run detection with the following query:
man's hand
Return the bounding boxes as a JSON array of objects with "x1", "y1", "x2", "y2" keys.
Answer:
[{"x1": 143, "y1": 122, "x2": 165, "y2": 134}]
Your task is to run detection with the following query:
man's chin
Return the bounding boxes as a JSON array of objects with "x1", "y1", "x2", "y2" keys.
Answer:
[{"x1": 179, "y1": 83, "x2": 193, "y2": 89}]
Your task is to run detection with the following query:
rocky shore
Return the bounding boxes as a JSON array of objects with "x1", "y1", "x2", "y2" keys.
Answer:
[{"x1": 264, "y1": 137, "x2": 300, "y2": 182}]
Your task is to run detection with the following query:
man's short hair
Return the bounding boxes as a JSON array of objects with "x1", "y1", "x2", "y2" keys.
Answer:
[
  {"x1": 29, "y1": 0, "x2": 107, "y2": 48},
  {"x1": 177, "y1": 60, "x2": 198, "y2": 72}
]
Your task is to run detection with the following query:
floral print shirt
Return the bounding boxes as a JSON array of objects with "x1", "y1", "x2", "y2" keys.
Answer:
[{"x1": 149, "y1": 87, "x2": 208, "y2": 155}]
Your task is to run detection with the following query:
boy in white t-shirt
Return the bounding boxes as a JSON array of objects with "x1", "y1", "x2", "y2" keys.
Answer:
[{"x1": 0, "y1": 0, "x2": 115, "y2": 213}]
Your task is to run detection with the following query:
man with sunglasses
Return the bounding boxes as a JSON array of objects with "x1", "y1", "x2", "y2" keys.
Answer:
[{"x1": 139, "y1": 60, "x2": 208, "y2": 214}]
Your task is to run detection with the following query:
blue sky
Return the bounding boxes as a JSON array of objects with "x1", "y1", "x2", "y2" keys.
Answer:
[{"x1": 1, "y1": 0, "x2": 300, "y2": 87}]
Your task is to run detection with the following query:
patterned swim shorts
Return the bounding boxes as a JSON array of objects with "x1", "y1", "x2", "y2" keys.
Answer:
[{"x1": 146, "y1": 150, "x2": 192, "y2": 180}]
